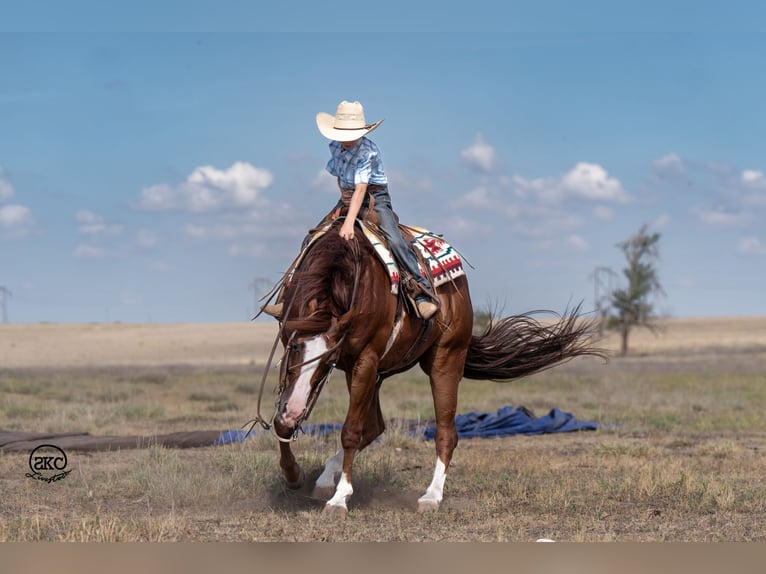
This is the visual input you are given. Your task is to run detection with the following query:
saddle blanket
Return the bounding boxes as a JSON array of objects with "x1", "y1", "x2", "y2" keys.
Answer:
[
  {"x1": 360, "y1": 223, "x2": 465, "y2": 294},
  {"x1": 299, "y1": 220, "x2": 465, "y2": 294}
]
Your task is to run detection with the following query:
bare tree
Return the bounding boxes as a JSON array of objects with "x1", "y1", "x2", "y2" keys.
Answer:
[
  {"x1": 610, "y1": 225, "x2": 664, "y2": 355},
  {"x1": 590, "y1": 266, "x2": 617, "y2": 336}
]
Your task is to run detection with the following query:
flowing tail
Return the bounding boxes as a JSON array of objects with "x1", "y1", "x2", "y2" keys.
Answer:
[{"x1": 463, "y1": 304, "x2": 607, "y2": 381}]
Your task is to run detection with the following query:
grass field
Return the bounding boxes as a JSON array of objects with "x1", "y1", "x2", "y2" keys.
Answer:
[{"x1": 1, "y1": 318, "x2": 766, "y2": 541}]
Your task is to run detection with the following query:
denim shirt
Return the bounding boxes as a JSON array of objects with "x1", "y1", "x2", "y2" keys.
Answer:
[{"x1": 325, "y1": 137, "x2": 388, "y2": 190}]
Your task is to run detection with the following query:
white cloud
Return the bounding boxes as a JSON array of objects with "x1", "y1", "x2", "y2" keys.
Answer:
[
  {"x1": 312, "y1": 169, "x2": 338, "y2": 194},
  {"x1": 738, "y1": 237, "x2": 766, "y2": 255},
  {"x1": 743, "y1": 192, "x2": 766, "y2": 208},
  {"x1": 741, "y1": 170, "x2": 766, "y2": 207},
  {"x1": 652, "y1": 152, "x2": 684, "y2": 176},
  {"x1": 0, "y1": 170, "x2": 33, "y2": 231},
  {"x1": 512, "y1": 162, "x2": 630, "y2": 204},
  {"x1": 0, "y1": 204, "x2": 31, "y2": 227},
  {"x1": 184, "y1": 224, "x2": 208, "y2": 239},
  {"x1": 508, "y1": 206, "x2": 584, "y2": 239},
  {"x1": 435, "y1": 215, "x2": 494, "y2": 241},
  {"x1": 593, "y1": 206, "x2": 614, "y2": 221},
  {"x1": 137, "y1": 229, "x2": 158, "y2": 248},
  {"x1": 452, "y1": 161, "x2": 628, "y2": 237},
  {"x1": 697, "y1": 207, "x2": 748, "y2": 226},
  {"x1": 183, "y1": 208, "x2": 310, "y2": 261},
  {"x1": 453, "y1": 175, "x2": 530, "y2": 210},
  {"x1": 73, "y1": 244, "x2": 106, "y2": 258},
  {"x1": 183, "y1": 208, "x2": 308, "y2": 243},
  {"x1": 140, "y1": 183, "x2": 176, "y2": 211},
  {"x1": 559, "y1": 162, "x2": 631, "y2": 203},
  {"x1": 460, "y1": 133, "x2": 496, "y2": 173},
  {"x1": 652, "y1": 213, "x2": 672, "y2": 229},
  {"x1": 76, "y1": 210, "x2": 123, "y2": 236},
  {"x1": 443, "y1": 215, "x2": 481, "y2": 233},
  {"x1": 742, "y1": 169, "x2": 766, "y2": 188},
  {"x1": 453, "y1": 185, "x2": 494, "y2": 209},
  {"x1": 566, "y1": 234, "x2": 589, "y2": 251},
  {"x1": 0, "y1": 170, "x2": 15, "y2": 201},
  {"x1": 139, "y1": 162, "x2": 274, "y2": 212}
]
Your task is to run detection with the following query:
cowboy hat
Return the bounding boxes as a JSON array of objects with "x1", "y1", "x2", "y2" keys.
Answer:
[{"x1": 316, "y1": 100, "x2": 384, "y2": 142}]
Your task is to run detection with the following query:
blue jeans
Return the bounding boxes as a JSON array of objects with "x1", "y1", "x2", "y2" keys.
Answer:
[{"x1": 330, "y1": 187, "x2": 433, "y2": 300}]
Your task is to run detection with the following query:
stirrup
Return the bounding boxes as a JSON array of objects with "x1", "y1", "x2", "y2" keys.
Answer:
[
  {"x1": 261, "y1": 302, "x2": 284, "y2": 318},
  {"x1": 416, "y1": 300, "x2": 438, "y2": 321}
]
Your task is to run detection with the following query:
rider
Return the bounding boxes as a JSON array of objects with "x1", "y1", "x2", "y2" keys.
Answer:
[{"x1": 262, "y1": 100, "x2": 438, "y2": 320}]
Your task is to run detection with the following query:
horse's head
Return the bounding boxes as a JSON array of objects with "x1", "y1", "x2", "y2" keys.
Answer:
[
  {"x1": 271, "y1": 228, "x2": 359, "y2": 439},
  {"x1": 272, "y1": 327, "x2": 343, "y2": 439}
]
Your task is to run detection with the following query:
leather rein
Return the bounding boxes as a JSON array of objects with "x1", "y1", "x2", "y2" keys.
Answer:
[{"x1": 243, "y1": 235, "x2": 362, "y2": 443}]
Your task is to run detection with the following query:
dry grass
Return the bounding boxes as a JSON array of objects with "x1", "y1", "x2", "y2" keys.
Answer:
[{"x1": 1, "y1": 318, "x2": 766, "y2": 541}]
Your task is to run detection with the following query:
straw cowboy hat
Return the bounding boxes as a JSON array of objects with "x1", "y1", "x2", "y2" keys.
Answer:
[{"x1": 316, "y1": 100, "x2": 384, "y2": 142}]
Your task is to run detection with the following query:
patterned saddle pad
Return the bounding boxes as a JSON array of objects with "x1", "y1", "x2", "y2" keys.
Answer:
[{"x1": 302, "y1": 220, "x2": 465, "y2": 295}]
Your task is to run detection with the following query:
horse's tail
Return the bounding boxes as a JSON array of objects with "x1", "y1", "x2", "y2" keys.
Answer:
[{"x1": 462, "y1": 303, "x2": 606, "y2": 381}]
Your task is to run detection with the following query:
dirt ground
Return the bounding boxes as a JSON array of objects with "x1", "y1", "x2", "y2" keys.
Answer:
[
  {"x1": 2, "y1": 316, "x2": 766, "y2": 542},
  {"x1": 1, "y1": 316, "x2": 766, "y2": 368},
  {"x1": 0, "y1": 321, "x2": 280, "y2": 368}
]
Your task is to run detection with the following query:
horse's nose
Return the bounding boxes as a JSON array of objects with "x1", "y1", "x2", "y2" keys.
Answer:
[
  {"x1": 282, "y1": 401, "x2": 307, "y2": 427},
  {"x1": 281, "y1": 412, "x2": 299, "y2": 429},
  {"x1": 272, "y1": 413, "x2": 295, "y2": 439}
]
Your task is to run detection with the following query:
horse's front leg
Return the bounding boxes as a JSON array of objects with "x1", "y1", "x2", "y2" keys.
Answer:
[
  {"x1": 323, "y1": 357, "x2": 379, "y2": 516},
  {"x1": 278, "y1": 440, "x2": 304, "y2": 489}
]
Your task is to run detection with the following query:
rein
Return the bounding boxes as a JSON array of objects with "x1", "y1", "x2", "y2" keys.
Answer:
[{"x1": 244, "y1": 233, "x2": 362, "y2": 443}]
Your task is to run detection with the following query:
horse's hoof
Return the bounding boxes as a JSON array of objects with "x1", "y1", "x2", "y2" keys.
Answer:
[
  {"x1": 282, "y1": 469, "x2": 305, "y2": 490},
  {"x1": 311, "y1": 485, "x2": 336, "y2": 500},
  {"x1": 322, "y1": 503, "x2": 348, "y2": 518},
  {"x1": 417, "y1": 499, "x2": 440, "y2": 513}
]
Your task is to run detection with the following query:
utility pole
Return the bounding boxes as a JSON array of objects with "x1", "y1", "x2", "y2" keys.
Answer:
[
  {"x1": 0, "y1": 286, "x2": 11, "y2": 324},
  {"x1": 590, "y1": 266, "x2": 617, "y2": 335}
]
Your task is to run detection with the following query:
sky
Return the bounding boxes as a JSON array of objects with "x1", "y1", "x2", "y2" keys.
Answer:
[{"x1": 2, "y1": 2, "x2": 766, "y2": 323}]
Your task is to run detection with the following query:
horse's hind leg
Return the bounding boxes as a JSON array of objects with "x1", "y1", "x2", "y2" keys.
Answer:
[{"x1": 418, "y1": 355, "x2": 464, "y2": 512}]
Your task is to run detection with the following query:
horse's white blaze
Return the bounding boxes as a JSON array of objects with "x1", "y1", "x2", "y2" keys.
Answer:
[
  {"x1": 315, "y1": 449, "x2": 344, "y2": 489},
  {"x1": 326, "y1": 471, "x2": 354, "y2": 510},
  {"x1": 283, "y1": 335, "x2": 327, "y2": 426},
  {"x1": 418, "y1": 458, "x2": 447, "y2": 506}
]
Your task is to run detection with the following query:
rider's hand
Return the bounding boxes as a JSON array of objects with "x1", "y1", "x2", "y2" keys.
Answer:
[{"x1": 339, "y1": 221, "x2": 355, "y2": 241}]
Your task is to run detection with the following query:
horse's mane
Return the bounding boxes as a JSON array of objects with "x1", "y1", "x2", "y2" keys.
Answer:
[{"x1": 283, "y1": 228, "x2": 359, "y2": 334}]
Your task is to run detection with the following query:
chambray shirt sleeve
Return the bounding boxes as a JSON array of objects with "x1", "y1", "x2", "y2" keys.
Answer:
[
  {"x1": 325, "y1": 156, "x2": 337, "y2": 176},
  {"x1": 325, "y1": 142, "x2": 339, "y2": 177},
  {"x1": 354, "y1": 146, "x2": 374, "y2": 185}
]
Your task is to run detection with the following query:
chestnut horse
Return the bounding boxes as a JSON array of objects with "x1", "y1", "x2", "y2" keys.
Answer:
[{"x1": 264, "y1": 218, "x2": 601, "y2": 515}]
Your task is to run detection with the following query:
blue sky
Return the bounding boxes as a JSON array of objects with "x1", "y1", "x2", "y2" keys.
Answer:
[{"x1": 2, "y1": 3, "x2": 766, "y2": 323}]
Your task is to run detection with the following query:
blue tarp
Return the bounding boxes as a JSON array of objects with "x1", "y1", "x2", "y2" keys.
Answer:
[
  {"x1": 422, "y1": 405, "x2": 598, "y2": 439},
  {"x1": 214, "y1": 405, "x2": 597, "y2": 445}
]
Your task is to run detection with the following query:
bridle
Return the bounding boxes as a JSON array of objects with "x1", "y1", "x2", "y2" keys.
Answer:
[
  {"x1": 243, "y1": 235, "x2": 362, "y2": 442},
  {"x1": 271, "y1": 331, "x2": 339, "y2": 442}
]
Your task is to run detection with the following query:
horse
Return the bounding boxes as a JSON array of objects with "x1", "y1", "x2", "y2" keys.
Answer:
[{"x1": 260, "y1": 217, "x2": 603, "y2": 515}]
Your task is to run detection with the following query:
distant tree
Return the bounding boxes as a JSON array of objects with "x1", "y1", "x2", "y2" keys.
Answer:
[{"x1": 610, "y1": 225, "x2": 665, "y2": 355}]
